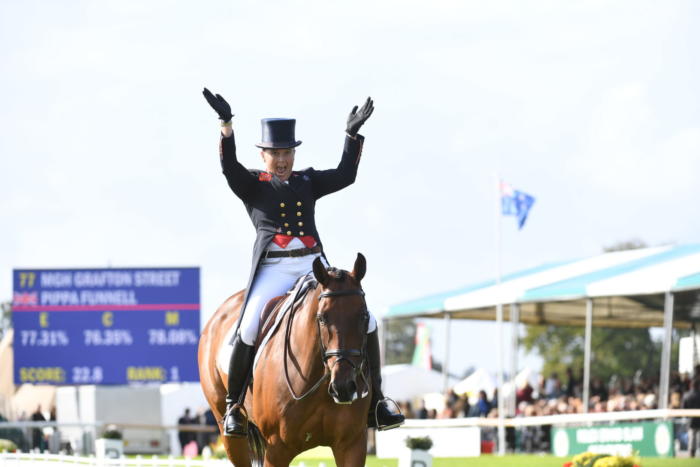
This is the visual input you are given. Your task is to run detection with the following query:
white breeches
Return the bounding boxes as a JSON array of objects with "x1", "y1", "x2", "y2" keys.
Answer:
[{"x1": 239, "y1": 252, "x2": 377, "y2": 345}]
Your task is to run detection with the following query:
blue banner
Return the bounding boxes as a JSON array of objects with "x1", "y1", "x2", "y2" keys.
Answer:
[{"x1": 12, "y1": 267, "x2": 200, "y2": 385}]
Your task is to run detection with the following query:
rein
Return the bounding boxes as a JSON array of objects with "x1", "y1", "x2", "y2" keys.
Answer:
[{"x1": 283, "y1": 285, "x2": 369, "y2": 402}]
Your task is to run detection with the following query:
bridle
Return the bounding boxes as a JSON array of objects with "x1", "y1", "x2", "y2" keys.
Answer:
[{"x1": 283, "y1": 286, "x2": 370, "y2": 402}]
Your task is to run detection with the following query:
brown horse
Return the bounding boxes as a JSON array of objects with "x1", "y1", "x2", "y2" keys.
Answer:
[{"x1": 198, "y1": 253, "x2": 372, "y2": 466}]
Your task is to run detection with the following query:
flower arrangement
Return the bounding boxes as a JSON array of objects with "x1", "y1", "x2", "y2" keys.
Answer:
[
  {"x1": 0, "y1": 439, "x2": 18, "y2": 452},
  {"x1": 563, "y1": 452, "x2": 640, "y2": 467},
  {"x1": 404, "y1": 436, "x2": 433, "y2": 451},
  {"x1": 101, "y1": 425, "x2": 123, "y2": 440}
]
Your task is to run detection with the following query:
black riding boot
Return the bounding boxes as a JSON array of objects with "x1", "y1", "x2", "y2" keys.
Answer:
[
  {"x1": 223, "y1": 334, "x2": 256, "y2": 437},
  {"x1": 367, "y1": 329, "x2": 405, "y2": 431}
]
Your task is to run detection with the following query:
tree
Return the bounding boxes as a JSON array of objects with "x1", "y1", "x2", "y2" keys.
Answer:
[
  {"x1": 603, "y1": 239, "x2": 647, "y2": 252},
  {"x1": 0, "y1": 301, "x2": 11, "y2": 342},
  {"x1": 383, "y1": 318, "x2": 416, "y2": 365},
  {"x1": 522, "y1": 324, "x2": 667, "y2": 384}
]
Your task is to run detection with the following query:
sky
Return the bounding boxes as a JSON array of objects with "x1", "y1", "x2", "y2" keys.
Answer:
[{"x1": 1, "y1": 0, "x2": 699, "y2": 378}]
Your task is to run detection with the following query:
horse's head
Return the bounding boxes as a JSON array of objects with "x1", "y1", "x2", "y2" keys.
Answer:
[{"x1": 312, "y1": 253, "x2": 369, "y2": 405}]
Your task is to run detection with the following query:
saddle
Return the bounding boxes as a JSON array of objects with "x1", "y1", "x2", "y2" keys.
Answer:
[
  {"x1": 255, "y1": 296, "x2": 285, "y2": 349},
  {"x1": 252, "y1": 273, "x2": 317, "y2": 371}
]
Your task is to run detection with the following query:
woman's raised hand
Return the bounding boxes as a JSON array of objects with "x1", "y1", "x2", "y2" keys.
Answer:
[
  {"x1": 346, "y1": 97, "x2": 374, "y2": 137},
  {"x1": 202, "y1": 88, "x2": 233, "y2": 122}
]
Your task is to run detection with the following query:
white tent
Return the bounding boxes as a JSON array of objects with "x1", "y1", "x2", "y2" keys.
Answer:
[
  {"x1": 452, "y1": 367, "x2": 496, "y2": 403},
  {"x1": 386, "y1": 244, "x2": 700, "y2": 410},
  {"x1": 381, "y1": 364, "x2": 459, "y2": 401}
]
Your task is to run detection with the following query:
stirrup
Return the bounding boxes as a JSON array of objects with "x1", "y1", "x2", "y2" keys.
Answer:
[
  {"x1": 223, "y1": 403, "x2": 249, "y2": 437},
  {"x1": 373, "y1": 397, "x2": 404, "y2": 432}
]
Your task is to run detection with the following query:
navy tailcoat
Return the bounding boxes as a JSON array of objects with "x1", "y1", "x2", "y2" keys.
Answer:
[{"x1": 219, "y1": 132, "x2": 365, "y2": 327}]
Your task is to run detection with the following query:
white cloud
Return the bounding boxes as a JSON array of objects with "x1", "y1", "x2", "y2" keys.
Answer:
[{"x1": 573, "y1": 82, "x2": 700, "y2": 199}]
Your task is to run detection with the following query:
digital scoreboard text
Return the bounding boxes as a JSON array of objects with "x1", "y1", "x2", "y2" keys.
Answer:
[{"x1": 12, "y1": 267, "x2": 200, "y2": 385}]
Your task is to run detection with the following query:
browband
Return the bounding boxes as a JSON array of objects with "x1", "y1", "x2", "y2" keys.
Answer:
[{"x1": 318, "y1": 289, "x2": 365, "y2": 300}]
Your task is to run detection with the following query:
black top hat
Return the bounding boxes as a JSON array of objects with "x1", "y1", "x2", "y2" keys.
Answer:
[{"x1": 255, "y1": 118, "x2": 302, "y2": 149}]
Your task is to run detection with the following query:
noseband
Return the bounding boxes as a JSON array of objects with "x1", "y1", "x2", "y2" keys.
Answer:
[
  {"x1": 317, "y1": 289, "x2": 369, "y2": 368},
  {"x1": 283, "y1": 286, "x2": 370, "y2": 402},
  {"x1": 317, "y1": 288, "x2": 370, "y2": 403}
]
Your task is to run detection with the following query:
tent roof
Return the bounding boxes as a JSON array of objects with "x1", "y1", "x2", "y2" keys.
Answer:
[{"x1": 385, "y1": 244, "x2": 700, "y2": 328}]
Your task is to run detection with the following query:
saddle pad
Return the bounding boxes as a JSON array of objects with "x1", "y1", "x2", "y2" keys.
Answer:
[{"x1": 216, "y1": 273, "x2": 317, "y2": 376}]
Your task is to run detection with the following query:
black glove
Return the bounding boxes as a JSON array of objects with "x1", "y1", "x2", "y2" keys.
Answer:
[
  {"x1": 346, "y1": 97, "x2": 374, "y2": 137},
  {"x1": 202, "y1": 87, "x2": 233, "y2": 122}
]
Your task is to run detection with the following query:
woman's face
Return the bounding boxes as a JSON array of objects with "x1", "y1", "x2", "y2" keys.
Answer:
[{"x1": 261, "y1": 148, "x2": 295, "y2": 181}]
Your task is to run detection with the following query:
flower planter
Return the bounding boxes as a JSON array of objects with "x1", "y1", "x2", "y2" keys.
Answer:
[
  {"x1": 398, "y1": 447, "x2": 433, "y2": 467},
  {"x1": 95, "y1": 438, "x2": 124, "y2": 459}
]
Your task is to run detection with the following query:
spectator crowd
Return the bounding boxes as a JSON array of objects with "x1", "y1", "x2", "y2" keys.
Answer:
[{"x1": 398, "y1": 364, "x2": 700, "y2": 455}]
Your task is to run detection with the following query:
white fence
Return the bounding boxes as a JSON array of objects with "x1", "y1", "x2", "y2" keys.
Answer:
[
  {"x1": 2, "y1": 409, "x2": 700, "y2": 462},
  {"x1": 0, "y1": 452, "x2": 230, "y2": 467},
  {"x1": 0, "y1": 421, "x2": 216, "y2": 456}
]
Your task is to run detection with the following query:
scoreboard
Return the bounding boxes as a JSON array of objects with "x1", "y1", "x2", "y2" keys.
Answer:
[{"x1": 12, "y1": 267, "x2": 200, "y2": 385}]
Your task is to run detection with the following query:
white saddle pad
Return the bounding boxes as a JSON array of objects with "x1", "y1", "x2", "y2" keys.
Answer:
[{"x1": 216, "y1": 273, "x2": 316, "y2": 376}]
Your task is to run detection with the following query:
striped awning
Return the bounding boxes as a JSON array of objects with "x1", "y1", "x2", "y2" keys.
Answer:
[{"x1": 385, "y1": 244, "x2": 700, "y2": 328}]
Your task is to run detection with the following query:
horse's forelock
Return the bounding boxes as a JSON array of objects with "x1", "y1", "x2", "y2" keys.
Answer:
[
  {"x1": 321, "y1": 268, "x2": 361, "y2": 289},
  {"x1": 327, "y1": 268, "x2": 345, "y2": 281}
]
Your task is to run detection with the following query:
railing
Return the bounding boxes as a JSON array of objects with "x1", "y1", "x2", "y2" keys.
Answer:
[
  {"x1": 0, "y1": 421, "x2": 217, "y2": 457},
  {"x1": 0, "y1": 421, "x2": 216, "y2": 432},
  {"x1": 400, "y1": 408, "x2": 700, "y2": 428},
  {"x1": 377, "y1": 408, "x2": 700, "y2": 457},
  {"x1": 0, "y1": 451, "x2": 229, "y2": 466},
  {"x1": 2, "y1": 409, "x2": 700, "y2": 460}
]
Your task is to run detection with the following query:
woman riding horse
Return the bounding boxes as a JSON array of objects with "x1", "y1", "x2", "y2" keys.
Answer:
[{"x1": 203, "y1": 89, "x2": 404, "y2": 437}]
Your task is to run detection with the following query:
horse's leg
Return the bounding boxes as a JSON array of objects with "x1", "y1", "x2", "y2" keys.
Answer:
[
  {"x1": 221, "y1": 432, "x2": 252, "y2": 467},
  {"x1": 263, "y1": 441, "x2": 296, "y2": 467},
  {"x1": 200, "y1": 335, "x2": 250, "y2": 466},
  {"x1": 198, "y1": 292, "x2": 252, "y2": 466},
  {"x1": 331, "y1": 431, "x2": 368, "y2": 467}
]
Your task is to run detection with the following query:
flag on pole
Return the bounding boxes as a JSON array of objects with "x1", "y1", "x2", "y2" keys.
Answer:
[
  {"x1": 500, "y1": 181, "x2": 536, "y2": 229},
  {"x1": 411, "y1": 322, "x2": 432, "y2": 370}
]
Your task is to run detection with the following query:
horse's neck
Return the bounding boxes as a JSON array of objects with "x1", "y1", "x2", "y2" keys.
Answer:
[
  {"x1": 291, "y1": 286, "x2": 320, "y2": 343},
  {"x1": 287, "y1": 287, "x2": 323, "y2": 372}
]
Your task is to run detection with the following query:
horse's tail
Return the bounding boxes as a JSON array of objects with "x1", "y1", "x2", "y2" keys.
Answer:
[{"x1": 247, "y1": 421, "x2": 266, "y2": 467}]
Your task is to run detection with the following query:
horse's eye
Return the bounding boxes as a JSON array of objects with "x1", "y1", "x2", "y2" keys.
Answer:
[{"x1": 317, "y1": 313, "x2": 327, "y2": 325}]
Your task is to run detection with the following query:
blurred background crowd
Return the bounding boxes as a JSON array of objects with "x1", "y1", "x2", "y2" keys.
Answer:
[{"x1": 396, "y1": 365, "x2": 700, "y2": 453}]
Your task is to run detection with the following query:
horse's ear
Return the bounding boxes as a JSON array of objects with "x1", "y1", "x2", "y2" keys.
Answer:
[
  {"x1": 352, "y1": 252, "x2": 366, "y2": 283},
  {"x1": 312, "y1": 257, "x2": 330, "y2": 286}
]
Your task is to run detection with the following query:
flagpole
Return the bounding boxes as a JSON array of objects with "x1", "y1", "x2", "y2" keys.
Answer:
[{"x1": 494, "y1": 173, "x2": 506, "y2": 456}]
